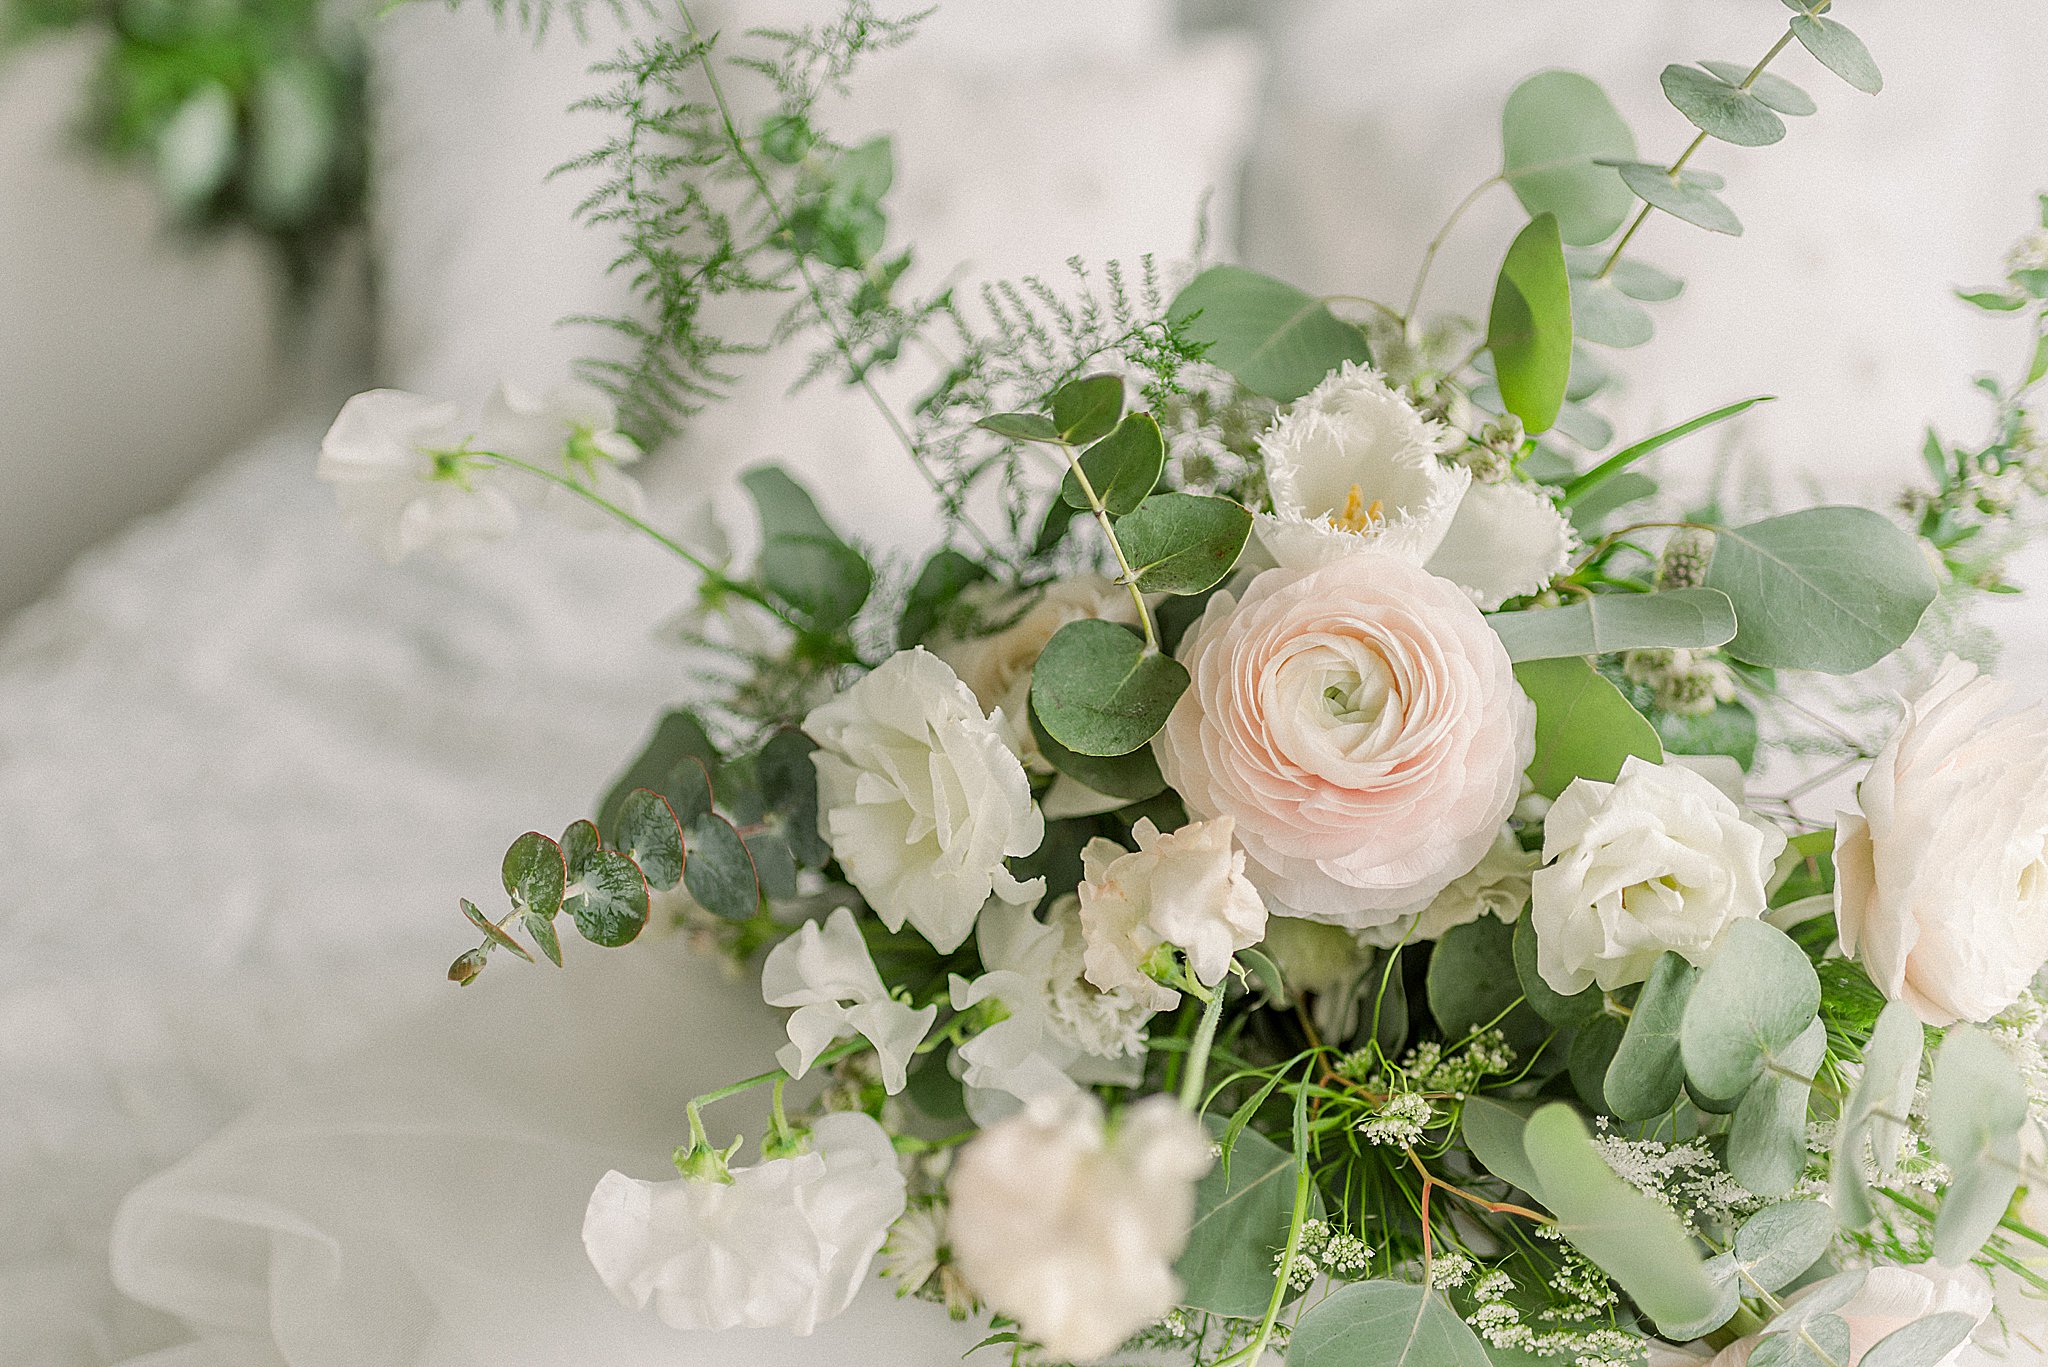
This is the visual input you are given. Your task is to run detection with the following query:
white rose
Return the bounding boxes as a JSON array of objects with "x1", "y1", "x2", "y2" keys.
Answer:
[
  {"x1": 947, "y1": 1092, "x2": 1211, "y2": 1362},
  {"x1": 1361, "y1": 825, "x2": 1537, "y2": 948},
  {"x1": 760, "y1": 906, "x2": 936, "y2": 1094},
  {"x1": 316, "y1": 389, "x2": 519, "y2": 562},
  {"x1": 1837, "y1": 656, "x2": 2048, "y2": 1025},
  {"x1": 1078, "y1": 816, "x2": 1268, "y2": 1009},
  {"x1": 582, "y1": 1111, "x2": 905, "y2": 1335},
  {"x1": 1252, "y1": 363, "x2": 1573, "y2": 608},
  {"x1": 477, "y1": 378, "x2": 646, "y2": 528},
  {"x1": 804, "y1": 649, "x2": 1046, "y2": 953},
  {"x1": 1675, "y1": 1264, "x2": 1995, "y2": 1366},
  {"x1": 1530, "y1": 756, "x2": 1786, "y2": 995}
]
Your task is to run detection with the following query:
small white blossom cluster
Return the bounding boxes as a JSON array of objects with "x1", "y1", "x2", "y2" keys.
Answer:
[
  {"x1": 1621, "y1": 646, "x2": 1739, "y2": 717},
  {"x1": 1274, "y1": 1218, "x2": 1373, "y2": 1290},
  {"x1": 1465, "y1": 1261, "x2": 1642, "y2": 1367},
  {"x1": 1429, "y1": 1249, "x2": 1475, "y2": 1290},
  {"x1": 1356, "y1": 1091, "x2": 1436, "y2": 1147},
  {"x1": 1589, "y1": 1126, "x2": 1761, "y2": 1234},
  {"x1": 1336, "y1": 1031, "x2": 1515, "y2": 1104},
  {"x1": 2006, "y1": 227, "x2": 2048, "y2": 275}
]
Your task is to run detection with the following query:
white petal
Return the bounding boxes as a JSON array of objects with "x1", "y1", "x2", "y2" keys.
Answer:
[{"x1": 1425, "y1": 479, "x2": 1577, "y2": 610}]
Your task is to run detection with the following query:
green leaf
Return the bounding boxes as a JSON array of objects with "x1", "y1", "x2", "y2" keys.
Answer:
[
  {"x1": 1791, "y1": 14, "x2": 1883, "y2": 95},
  {"x1": 461, "y1": 897, "x2": 533, "y2": 962},
  {"x1": 1657, "y1": 700, "x2": 1760, "y2": 771},
  {"x1": 1750, "y1": 1316, "x2": 1852, "y2": 1367},
  {"x1": 1179, "y1": 1117, "x2": 1319, "y2": 1318},
  {"x1": 1028, "y1": 709, "x2": 1167, "y2": 803},
  {"x1": 1029, "y1": 618, "x2": 1189, "y2": 758},
  {"x1": 1861, "y1": 1313, "x2": 1979, "y2": 1367},
  {"x1": 1679, "y1": 918, "x2": 1820, "y2": 1103},
  {"x1": 1488, "y1": 213, "x2": 1575, "y2": 435},
  {"x1": 502, "y1": 832, "x2": 566, "y2": 920},
  {"x1": 1661, "y1": 64, "x2": 1788, "y2": 147},
  {"x1": 1566, "y1": 251, "x2": 1684, "y2": 302},
  {"x1": 1612, "y1": 161, "x2": 1743, "y2": 236},
  {"x1": 1954, "y1": 289, "x2": 2027, "y2": 313},
  {"x1": 977, "y1": 411, "x2": 1059, "y2": 443},
  {"x1": 1698, "y1": 62, "x2": 1815, "y2": 116},
  {"x1": 1286, "y1": 1281, "x2": 1492, "y2": 1367},
  {"x1": 1461, "y1": 1095, "x2": 1544, "y2": 1195},
  {"x1": 1734, "y1": 1199, "x2": 1835, "y2": 1293},
  {"x1": 1569, "y1": 1015, "x2": 1627, "y2": 1110},
  {"x1": 1500, "y1": 70, "x2": 1638, "y2": 247},
  {"x1": 1047, "y1": 373, "x2": 1125, "y2": 445},
  {"x1": 682, "y1": 815, "x2": 762, "y2": 922},
  {"x1": 523, "y1": 908, "x2": 563, "y2": 967},
  {"x1": 758, "y1": 728, "x2": 830, "y2": 868},
  {"x1": 898, "y1": 548, "x2": 988, "y2": 649},
  {"x1": 1514, "y1": 656, "x2": 1664, "y2": 799},
  {"x1": 744, "y1": 828, "x2": 799, "y2": 902},
  {"x1": 1491, "y1": 589, "x2": 1738, "y2": 662},
  {"x1": 599, "y1": 710, "x2": 721, "y2": 839},
  {"x1": 1572, "y1": 275, "x2": 1655, "y2": 348},
  {"x1": 1426, "y1": 914, "x2": 1549, "y2": 1060},
  {"x1": 560, "y1": 819, "x2": 601, "y2": 878},
  {"x1": 1833, "y1": 1000, "x2": 1924, "y2": 1226},
  {"x1": 1605, "y1": 952, "x2": 1697, "y2": 1120},
  {"x1": 1561, "y1": 396, "x2": 1773, "y2": 504},
  {"x1": 1169, "y1": 265, "x2": 1373, "y2": 403},
  {"x1": 613, "y1": 789, "x2": 684, "y2": 890},
  {"x1": 1928, "y1": 1025, "x2": 2029, "y2": 1264},
  {"x1": 2030, "y1": 333, "x2": 2048, "y2": 389},
  {"x1": 1515, "y1": 914, "x2": 1601, "y2": 1026},
  {"x1": 1521, "y1": 1103, "x2": 1723, "y2": 1332},
  {"x1": 1114, "y1": 492, "x2": 1255, "y2": 595},
  {"x1": 1061, "y1": 413, "x2": 1164, "y2": 515},
  {"x1": 1706, "y1": 507, "x2": 1939, "y2": 672},
  {"x1": 563, "y1": 848, "x2": 648, "y2": 947},
  {"x1": 1569, "y1": 472, "x2": 1657, "y2": 538},
  {"x1": 1728, "y1": 1017, "x2": 1825, "y2": 1197},
  {"x1": 741, "y1": 465, "x2": 873, "y2": 631}
]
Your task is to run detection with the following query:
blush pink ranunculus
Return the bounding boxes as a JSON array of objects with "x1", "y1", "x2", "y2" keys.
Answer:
[{"x1": 1153, "y1": 552, "x2": 1534, "y2": 929}]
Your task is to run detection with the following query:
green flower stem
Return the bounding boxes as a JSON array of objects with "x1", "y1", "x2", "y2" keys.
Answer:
[
  {"x1": 1595, "y1": 22, "x2": 1802, "y2": 281},
  {"x1": 1177, "y1": 977, "x2": 1230, "y2": 1111},
  {"x1": 674, "y1": 0, "x2": 1000, "y2": 559},
  {"x1": 472, "y1": 450, "x2": 802, "y2": 631},
  {"x1": 1211, "y1": 1148, "x2": 1314, "y2": 1367},
  {"x1": 1404, "y1": 173, "x2": 1505, "y2": 323},
  {"x1": 1059, "y1": 443, "x2": 1161, "y2": 652}
]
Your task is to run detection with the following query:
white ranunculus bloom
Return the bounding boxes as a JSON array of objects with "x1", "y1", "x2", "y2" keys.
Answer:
[
  {"x1": 948, "y1": 899, "x2": 1154, "y2": 1124},
  {"x1": 1669, "y1": 1264, "x2": 1996, "y2": 1366},
  {"x1": 804, "y1": 649, "x2": 1046, "y2": 953},
  {"x1": 947, "y1": 1092, "x2": 1211, "y2": 1363},
  {"x1": 1361, "y1": 826, "x2": 1537, "y2": 948},
  {"x1": 1423, "y1": 478, "x2": 1578, "y2": 611},
  {"x1": 478, "y1": 378, "x2": 647, "y2": 528},
  {"x1": 760, "y1": 906, "x2": 936, "y2": 1093},
  {"x1": 1254, "y1": 362, "x2": 1469, "y2": 572},
  {"x1": 316, "y1": 389, "x2": 519, "y2": 562},
  {"x1": 1530, "y1": 756, "x2": 1786, "y2": 995},
  {"x1": 1837, "y1": 656, "x2": 2048, "y2": 1025},
  {"x1": 582, "y1": 1111, "x2": 906, "y2": 1336},
  {"x1": 1077, "y1": 816, "x2": 1267, "y2": 1009}
]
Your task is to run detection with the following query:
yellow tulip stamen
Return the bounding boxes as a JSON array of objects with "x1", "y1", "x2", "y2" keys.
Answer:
[{"x1": 1334, "y1": 485, "x2": 1385, "y2": 534}]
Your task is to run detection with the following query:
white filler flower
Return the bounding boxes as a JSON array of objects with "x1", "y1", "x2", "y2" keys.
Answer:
[
  {"x1": 477, "y1": 378, "x2": 648, "y2": 528},
  {"x1": 1077, "y1": 816, "x2": 1267, "y2": 1010},
  {"x1": 947, "y1": 1092, "x2": 1212, "y2": 1362},
  {"x1": 804, "y1": 648, "x2": 1046, "y2": 953},
  {"x1": 583, "y1": 1111, "x2": 905, "y2": 1335},
  {"x1": 1530, "y1": 756, "x2": 1785, "y2": 995},
  {"x1": 760, "y1": 906, "x2": 936, "y2": 1093},
  {"x1": 1837, "y1": 655, "x2": 2048, "y2": 1025},
  {"x1": 316, "y1": 389, "x2": 518, "y2": 562}
]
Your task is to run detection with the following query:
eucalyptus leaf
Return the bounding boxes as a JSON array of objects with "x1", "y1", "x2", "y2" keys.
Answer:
[
  {"x1": 1861, "y1": 1313, "x2": 1979, "y2": 1367},
  {"x1": 1658, "y1": 700, "x2": 1761, "y2": 771},
  {"x1": 502, "y1": 831, "x2": 566, "y2": 920},
  {"x1": 1833, "y1": 1000, "x2": 1923, "y2": 1213},
  {"x1": 462, "y1": 897, "x2": 533, "y2": 962},
  {"x1": 560, "y1": 818, "x2": 601, "y2": 878},
  {"x1": 1706, "y1": 507, "x2": 1939, "y2": 673},
  {"x1": 682, "y1": 815, "x2": 762, "y2": 922},
  {"x1": 898, "y1": 548, "x2": 988, "y2": 649},
  {"x1": 1613, "y1": 161, "x2": 1744, "y2": 236},
  {"x1": 1569, "y1": 1014, "x2": 1627, "y2": 1111},
  {"x1": 1562, "y1": 252, "x2": 1685, "y2": 303},
  {"x1": 756, "y1": 729, "x2": 829, "y2": 868},
  {"x1": 1515, "y1": 913, "x2": 1601, "y2": 1026},
  {"x1": 1791, "y1": 14, "x2": 1883, "y2": 95},
  {"x1": 977, "y1": 411, "x2": 1059, "y2": 443},
  {"x1": 1461, "y1": 1095, "x2": 1544, "y2": 1195},
  {"x1": 1427, "y1": 914, "x2": 1549, "y2": 1059},
  {"x1": 1661, "y1": 64, "x2": 1787, "y2": 147},
  {"x1": 1551, "y1": 400, "x2": 1613, "y2": 452},
  {"x1": 1728, "y1": 1018, "x2": 1826, "y2": 1198},
  {"x1": 1514, "y1": 656, "x2": 1664, "y2": 800},
  {"x1": 1749, "y1": 1315, "x2": 1851, "y2": 1367},
  {"x1": 564, "y1": 848, "x2": 649, "y2": 947},
  {"x1": 1605, "y1": 952, "x2": 1697, "y2": 1120},
  {"x1": 1572, "y1": 275, "x2": 1655, "y2": 348},
  {"x1": 1491, "y1": 589, "x2": 1737, "y2": 661},
  {"x1": 1060, "y1": 412, "x2": 1164, "y2": 514},
  {"x1": 1488, "y1": 213, "x2": 1575, "y2": 435},
  {"x1": 1030, "y1": 619, "x2": 1189, "y2": 758},
  {"x1": 613, "y1": 788, "x2": 684, "y2": 890},
  {"x1": 1735, "y1": 1200, "x2": 1838, "y2": 1294},
  {"x1": 1028, "y1": 710, "x2": 1167, "y2": 803},
  {"x1": 1114, "y1": 492, "x2": 1254, "y2": 595},
  {"x1": 523, "y1": 908, "x2": 563, "y2": 967},
  {"x1": 1500, "y1": 70, "x2": 1638, "y2": 246},
  {"x1": 1047, "y1": 373, "x2": 1125, "y2": 445},
  {"x1": 1680, "y1": 918, "x2": 1820, "y2": 1103},
  {"x1": 1657, "y1": 1254, "x2": 1744, "y2": 1341},
  {"x1": 741, "y1": 466, "x2": 872, "y2": 631},
  {"x1": 1927, "y1": 1025, "x2": 2029, "y2": 1264},
  {"x1": 1569, "y1": 472, "x2": 1657, "y2": 538},
  {"x1": 1698, "y1": 61, "x2": 1816, "y2": 116},
  {"x1": 1285, "y1": 1281, "x2": 1492, "y2": 1367},
  {"x1": 1179, "y1": 1117, "x2": 1320, "y2": 1318},
  {"x1": 1170, "y1": 265, "x2": 1373, "y2": 403},
  {"x1": 599, "y1": 709, "x2": 720, "y2": 839}
]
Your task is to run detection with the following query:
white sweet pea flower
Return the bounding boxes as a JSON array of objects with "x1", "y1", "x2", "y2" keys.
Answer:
[
  {"x1": 1254, "y1": 362, "x2": 1469, "y2": 572},
  {"x1": 1078, "y1": 816, "x2": 1268, "y2": 1009},
  {"x1": 1530, "y1": 756, "x2": 1786, "y2": 995},
  {"x1": 582, "y1": 1111, "x2": 905, "y2": 1335},
  {"x1": 948, "y1": 899, "x2": 1154, "y2": 1124},
  {"x1": 1424, "y1": 478, "x2": 1577, "y2": 611},
  {"x1": 805, "y1": 649, "x2": 1046, "y2": 953},
  {"x1": 478, "y1": 379, "x2": 648, "y2": 528},
  {"x1": 761, "y1": 906, "x2": 935, "y2": 1093},
  {"x1": 1360, "y1": 826, "x2": 1538, "y2": 948},
  {"x1": 316, "y1": 389, "x2": 519, "y2": 562},
  {"x1": 947, "y1": 1092, "x2": 1212, "y2": 1363}
]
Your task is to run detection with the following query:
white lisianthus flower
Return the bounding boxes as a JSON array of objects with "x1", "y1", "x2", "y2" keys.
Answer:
[
  {"x1": 582, "y1": 1111, "x2": 905, "y2": 1335},
  {"x1": 1077, "y1": 817, "x2": 1267, "y2": 1010},
  {"x1": 760, "y1": 906, "x2": 936, "y2": 1093},
  {"x1": 948, "y1": 899, "x2": 1155, "y2": 1124},
  {"x1": 1837, "y1": 656, "x2": 2048, "y2": 1025},
  {"x1": 1424, "y1": 479, "x2": 1578, "y2": 611},
  {"x1": 1255, "y1": 362, "x2": 1469, "y2": 571},
  {"x1": 316, "y1": 389, "x2": 519, "y2": 562},
  {"x1": 1361, "y1": 827, "x2": 1538, "y2": 948},
  {"x1": 1665, "y1": 1264, "x2": 1995, "y2": 1366},
  {"x1": 947, "y1": 1093, "x2": 1211, "y2": 1363},
  {"x1": 1530, "y1": 756, "x2": 1786, "y2": 995},
  {"x1": 804, "y1": 649, "x2": 1046, "y2": 953},
  {"x1": 478, "y1": 378, "x2": 647, "y2": 528}
]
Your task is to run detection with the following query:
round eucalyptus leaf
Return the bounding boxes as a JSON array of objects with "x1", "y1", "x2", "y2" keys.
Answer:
[
  {"x1": 1461, "y1": 1095, "x2": 1543, "y2": 1196},
  {"x1": 1748, "y1": 1314, "x2": 1850, "y2": 1367},
  {"x1": 1515, "y1": 913, "x2": 1601, "y2": 1027},
  {"x1": 1680, "y1": 918, "x2": 1820, "y2": 1102},
  {"x1": 502, "y1": 831, "x2": 566, "y2": 920},
  {"x1": 1729, "y1": 1017, "x2": 1825, "y2": 1198},
  {"x1": 1513, "y1": 656, "x2": 1663, "y2": 799},
  {"x1": 1572, "y1": 275, "x2": 1656, "y2": 348},
  {"x1": 1660, "y1": 64, "x2": 1788, "y2": 147},
  {"x1": 1735, "y1": 1199, "x2": 1836, "y2": 1292},
  {"x1": 1614, "y1": 161, "x2": 1744, "y2": 236},
  {"x1": 1169, "y1": 265, "x2": 1373, "y2": 403},
  {"x1": 1791, "y1": 14, "x2": 1883, "y2": 95},
  {"x1": 1656, "y1": 1253, "x2": 1743, "y2": 1342},
  {"x1": 1030, "y1": 618, "x2": 1189, "y2": 758},
  {"x1": 1426, "y1": 914, "x2": 1548, "y2": 1059},
  {"x1": 1114, "y1": 492, "x2": 1255, "y2": 596},
  {"x1": 1060, "y1": 412, "x2": 1164, "y2": 515},
  {"x1": 564, "y1": 848, "x2": 649, "y2": 947},
  {"x1": 1861, "y1": 1312, "x2": 1978, "y2": 1367},
  {"x1": 1500, "y1": 70, "x2": 1638, "y2": 246},
  {"x1": 1698, "y1": 61, "x2": 1816, "y2": 116},
  {"x1": 1928, "y1": 1025, "x2": 2029, "y2": 1264},
  {"x1": 681, "y1": 815, "x2": 762, "y2": 923},
  {"x1": 1178, "y1": 1116, "x2": 1322, "y2": 1318},
  {"x1": 560, "y1": 818, "x2": 602, "y2": 878},
  {"x1": 1569, "y1": 1014, "x2": 1627, "y2": 1110},
  {"x1": 1605, "y1": 952, "x2": 1697, "y2": 1121},
  {"x1": 1047, "y1": 373, "x2": 1125, "y2": 445},
  {"x1": 613, "y1": 788, "x2": 685, "y2": 891},
  {"x1": 1286, "y1": 1280, "x2": 1491, "y2": 1367}
]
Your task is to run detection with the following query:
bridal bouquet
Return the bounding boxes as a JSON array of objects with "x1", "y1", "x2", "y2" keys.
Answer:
[{"x1": 318, "y1": 3, "x2": 2048, "y2": 1363}]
